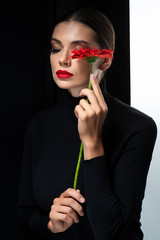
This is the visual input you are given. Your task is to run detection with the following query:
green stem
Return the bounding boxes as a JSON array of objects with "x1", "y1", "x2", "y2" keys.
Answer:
[
  {"x1": 88, "y1": 62, "x2": 93, "y2": 90},
  {"x1": 73, "y1": 142, "x2": 83, "y2": 189},
  {"x1": 73, "y1": 62, "x2": 93, "y2": 189}
]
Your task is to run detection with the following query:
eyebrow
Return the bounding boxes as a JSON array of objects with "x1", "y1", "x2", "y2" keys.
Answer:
[{"x1": 51, "y1": 38, "x2": 89, "y2": 46}]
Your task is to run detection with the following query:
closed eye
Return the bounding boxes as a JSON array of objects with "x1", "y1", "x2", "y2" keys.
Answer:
[{"x1": 50, "y1": 48, "x2": 61, "y2": 53}]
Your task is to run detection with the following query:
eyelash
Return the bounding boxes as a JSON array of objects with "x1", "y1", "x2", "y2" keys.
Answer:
[{"x1": 50, "y1": 48, "x2": 61, "y2": 53}]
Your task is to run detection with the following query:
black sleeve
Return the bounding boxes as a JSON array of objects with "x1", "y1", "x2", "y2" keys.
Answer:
[
  {"x1": 17, "y1": 119, "x2": 53, "y2": 238},
  {"x1": 82, "y1": 118, "x2": 157, "y2": 240}
]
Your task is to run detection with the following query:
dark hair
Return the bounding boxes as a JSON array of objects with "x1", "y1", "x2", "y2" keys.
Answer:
[{"x1": 54, "y1": 8, "x2": 115, "y2": 52}]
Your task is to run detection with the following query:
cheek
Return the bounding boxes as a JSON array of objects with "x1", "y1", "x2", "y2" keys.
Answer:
[
  {"x1": 50, "y1": 55, "x2": 56, "y2": 68},
  {"x1": 50, "y1": 55, "x2": 58, "y2": 77},
  {"x1": 75, "y1": 60, "x2": 90, "y2": 79}
]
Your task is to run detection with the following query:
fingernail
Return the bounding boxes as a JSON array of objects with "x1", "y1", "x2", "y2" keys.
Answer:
[
  {"x1": 90, "y1": 73, "x2": 95, "y2": 78},
  {"x1": 80, "y1": 197, "x2": 85, "y2": 203},
  {"x1": 76, "y1": 189, "x2": 80, "y2": 192}
]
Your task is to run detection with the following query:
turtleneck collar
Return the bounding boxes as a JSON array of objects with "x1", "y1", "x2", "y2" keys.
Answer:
[{"x1": 57, "y1": 88, "x2": 83, "y2": 121}]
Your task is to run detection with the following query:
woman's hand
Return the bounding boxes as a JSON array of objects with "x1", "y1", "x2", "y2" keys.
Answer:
[
  {"x1": 74, "y1": 74, "x2": 108, "y2": 160},
  {"x1": 48, "y1": 188, "x2": 85, "y2": 234}
]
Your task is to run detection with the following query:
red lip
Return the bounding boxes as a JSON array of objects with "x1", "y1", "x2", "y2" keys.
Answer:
[{"x1": 56, "y1": 70, "x2": 73, "y2": 79}]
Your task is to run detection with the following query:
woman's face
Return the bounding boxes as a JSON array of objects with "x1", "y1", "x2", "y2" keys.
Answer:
[{"x1": 50, "y1": 21, "x2": 104, "y2": 97}]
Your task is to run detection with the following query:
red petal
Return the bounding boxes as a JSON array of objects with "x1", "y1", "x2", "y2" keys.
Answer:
[{"x1": 71, "y1": 47, "x2": 113, "y2": 60}]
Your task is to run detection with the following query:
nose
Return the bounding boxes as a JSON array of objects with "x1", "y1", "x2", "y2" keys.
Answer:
[{"x1": 58, "y1": 50, "x2": 71, "y2": 67}]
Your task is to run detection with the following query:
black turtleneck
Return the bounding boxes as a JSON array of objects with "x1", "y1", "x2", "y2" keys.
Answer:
[{"x1": 18, "y1": 88, "x2": 157, "y2": 240}]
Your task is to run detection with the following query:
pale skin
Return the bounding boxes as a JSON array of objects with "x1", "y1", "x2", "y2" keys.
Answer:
[{"x1": 48, "y1": 21, "x2": 112, "y2": 234}]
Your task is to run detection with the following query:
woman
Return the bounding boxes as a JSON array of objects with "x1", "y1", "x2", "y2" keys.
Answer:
[{"x1": 18, "y1": 8, "x2": 157, "y2": 240}]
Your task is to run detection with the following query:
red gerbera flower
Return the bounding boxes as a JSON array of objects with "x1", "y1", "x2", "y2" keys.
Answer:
[{"x1": 71, "y1": 47, "x2": 113, "y2": 63}]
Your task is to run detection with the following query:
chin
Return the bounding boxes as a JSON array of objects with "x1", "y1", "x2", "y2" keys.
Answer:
[{"x1": 55, "y1": 80, "x2": 72, "y2": 89}]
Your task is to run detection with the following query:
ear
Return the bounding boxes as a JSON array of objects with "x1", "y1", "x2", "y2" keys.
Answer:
[{"x1": 99, "y1": 58, "x2": 112, "y2": 71}]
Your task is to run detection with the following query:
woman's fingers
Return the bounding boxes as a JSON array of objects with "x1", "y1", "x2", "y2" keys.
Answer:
[
  {"x1": 55, "y1": 198, "x2": 84, "y2": 217},
  {"x1": 79, "y1": 88, "x2": 99, "y2": 107},
  {"x1": 79, "y1": 74, "x2": 108, "y2": 113},
  {"x1": 48, "y1": 211, "x2": 74, "y2": 233},
  {"x1": 74, "y1": 104, "x2": 85, "y2": 119},
  {"x1": 60, "y1": 188, "x2": 85, "y2": 204},
  {"x1": 48, "y1": 188, "x2": 85, "y2": 233},
  {"x1": 51, "y1": 204, "x2": 80, "y2": 223},
  {"x1": 50, "y1": 209, "x2": 74, "y2": 224},
  {"x1": 79, "y1": 93, "x2": 101, "y2": 116},
  {"x1": 54, "y1": 197, "x2": 84, "y2": 217},
  {"x1": 90, "y1": 74, "x2": 108, "y2": 113},
  {"x1": 90, "y1": 74, "x2": 104, "y2": 101},
  {"x1": 58, "y1": 188, "x2": 85, "y2": 217}
]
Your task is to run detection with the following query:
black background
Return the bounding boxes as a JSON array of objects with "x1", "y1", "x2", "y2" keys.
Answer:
[{"x1": 0, "y1": 1, "x2": 130, "y2": 239}]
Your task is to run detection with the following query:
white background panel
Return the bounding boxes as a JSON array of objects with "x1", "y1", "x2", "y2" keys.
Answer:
[{"x1": 130, "y1": 1, "x2": 160, "y2": 239}]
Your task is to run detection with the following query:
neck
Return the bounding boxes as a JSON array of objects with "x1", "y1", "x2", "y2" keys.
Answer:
[{"x1": 68, "y1": 85, "x2": 88, "y2": 97}]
